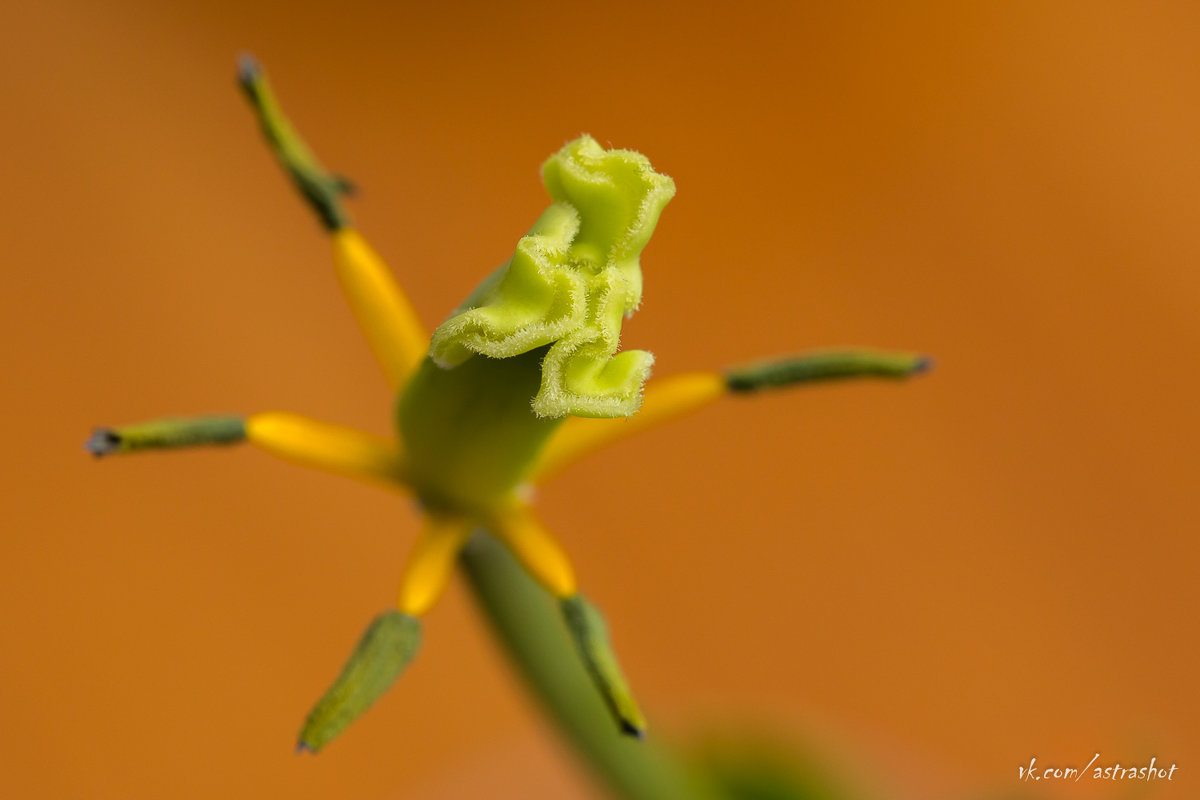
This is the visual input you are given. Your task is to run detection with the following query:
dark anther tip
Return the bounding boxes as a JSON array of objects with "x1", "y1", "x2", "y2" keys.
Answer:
[
  {"x1": 236, "y1": 52, "x2": 262, "y2": 85},
  {"x1": 911, "y1": 355, "x2": 935, "y2": 375},
  {"x1": 84, "y1": 428, "x2": 121, "y2": 457},
  {"x1": 619, "y1": 720, "x2": 646, "y2": 740},
  {"x1": 295, "y1": 740, "x2": 314, "y2": 755}
]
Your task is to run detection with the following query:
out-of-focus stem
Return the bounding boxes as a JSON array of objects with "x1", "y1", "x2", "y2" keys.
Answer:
[{"x1": 460, "y1": 533, "x2": 729, "y2": 800}]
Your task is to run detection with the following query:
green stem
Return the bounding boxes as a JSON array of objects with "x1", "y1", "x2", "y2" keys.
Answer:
[{"x1": 460, "y1": 533, "x2": 729, "y2": 800}]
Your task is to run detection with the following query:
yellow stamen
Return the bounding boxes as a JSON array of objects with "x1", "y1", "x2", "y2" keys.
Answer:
[
  {"x1": 487, "y1": 506, "x2": 578, "y2": 598},
  {"x1": 332, "y1": 228, "x2": 429, "y2": 390},
  {"x1": 397, "y1": 516, "x2": 472, "y2": 616},
  {"x1": 532, "y1": 372, "x2": 727, "y2": 482},
  {"x1": 246, "y1": 412, "x2": 407, "y2": 491}
]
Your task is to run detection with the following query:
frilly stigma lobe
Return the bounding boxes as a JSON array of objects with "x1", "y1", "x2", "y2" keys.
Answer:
[{"x1": 429, "y1": 136, "x2": 675, "y2": 418}]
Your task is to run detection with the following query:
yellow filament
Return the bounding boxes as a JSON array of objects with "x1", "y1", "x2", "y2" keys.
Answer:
[
  {"x1": 246, "y1": 412, "x2": 407, "y2": 491},
  {"x1": 532, "y1": 372, "x2": 727, "y2": 482},
  {"x1": 332, "y1": 228, "x2": 429, "y2": 390},
  {"x1": 397, "y1": 516, "x2": 472, "y2": 616},
  {"x1": 488, "y1": 506, "x2": 578, "y2": 598}
]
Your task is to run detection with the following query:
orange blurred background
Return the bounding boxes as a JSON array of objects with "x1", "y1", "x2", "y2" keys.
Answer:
[{"x1": 2, "y1": 1, "x2": 1197, "y2": 798}]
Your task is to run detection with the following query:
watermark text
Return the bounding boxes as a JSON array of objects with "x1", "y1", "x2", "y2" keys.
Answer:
[{"x1": 1019, "y1": 755, "x2": 1178, "y2": 783}]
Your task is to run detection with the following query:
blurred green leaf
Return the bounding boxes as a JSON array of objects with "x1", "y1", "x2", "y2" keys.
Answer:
[{"x1": 691, "y1": 734, "x2": 865, "y2": 800}]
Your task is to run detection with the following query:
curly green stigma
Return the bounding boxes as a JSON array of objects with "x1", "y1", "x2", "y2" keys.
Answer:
[{"x1": 430, "y1": 136, "x2": 675, "y2": 419}]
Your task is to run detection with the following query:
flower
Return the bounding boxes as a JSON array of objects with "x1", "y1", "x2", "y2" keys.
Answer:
[{"x1": 87, "y1": 56, "x2": 929, "y2": 755}]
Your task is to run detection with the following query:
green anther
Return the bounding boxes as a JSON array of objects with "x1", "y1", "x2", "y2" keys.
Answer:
[
  {"x1": 85, "y1": 415, "x2": 245, "y2": 456},
  {"x1": 560, "y1": 594, "x2": 647, "y2": 738},
  {"x1": 237, "y1": 54, "x2": 353, "y2": 231},
  {"x1": 725, "y1": 349, "x2": 931, "y2": 393},
  {"x1": 298, "y1": 611, "x2": 421, "y2": 753}
]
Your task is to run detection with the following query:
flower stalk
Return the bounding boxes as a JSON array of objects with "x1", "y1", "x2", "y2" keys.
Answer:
[{"x1": 461, "y1": 533, "x2": 728, "y2": 800}]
